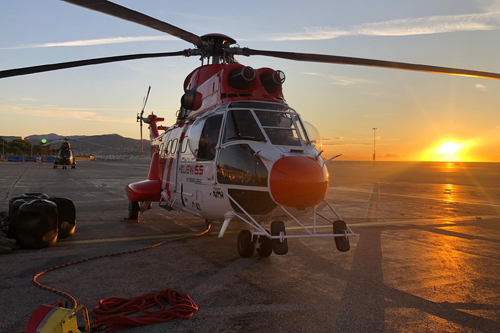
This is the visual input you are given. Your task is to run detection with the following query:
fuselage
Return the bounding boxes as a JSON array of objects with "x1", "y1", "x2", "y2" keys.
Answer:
[{"x1": 149, "y1": 101, "x2": 328, "y2": 223}]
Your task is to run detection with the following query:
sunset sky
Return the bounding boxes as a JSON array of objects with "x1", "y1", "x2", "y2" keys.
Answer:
[{"x1": 1, "y1": 0, "x2": 499, "y2": 161}]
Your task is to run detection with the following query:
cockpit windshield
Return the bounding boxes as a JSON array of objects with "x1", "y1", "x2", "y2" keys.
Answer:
[
  {"x1": 254, "y1": 111, "x2": 301, "y2": 146},
  {"x1": 223, "y1": 110, "x2": 266, "y2": 143}
]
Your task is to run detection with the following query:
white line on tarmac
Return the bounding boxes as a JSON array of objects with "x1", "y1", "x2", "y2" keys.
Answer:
[
  {"x1": 56, "y1": 216, "x2": 497, "y2": 246},
  {"x1": 330, "y1": 186, "x2": 500, "y2": 208}
]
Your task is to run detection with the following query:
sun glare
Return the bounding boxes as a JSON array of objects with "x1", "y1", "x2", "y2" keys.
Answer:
[{"x1": 439, "y1": 142, "x2": 461, "y2": 155}]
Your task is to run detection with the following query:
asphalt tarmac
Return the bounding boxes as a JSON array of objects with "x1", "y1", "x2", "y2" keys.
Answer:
[{"x1": 1, "y1": 160, "x2": 500, "y2": 333}]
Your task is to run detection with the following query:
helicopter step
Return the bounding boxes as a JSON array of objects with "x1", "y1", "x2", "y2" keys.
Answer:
[{"x1": 225, "y1": 193, "x2": 355, "y2": 257}]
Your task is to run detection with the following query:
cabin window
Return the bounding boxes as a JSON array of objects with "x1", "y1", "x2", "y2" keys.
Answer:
[
  {"x1": 217, "y1": 144, "x2": 268, "y2": 186},
  {"x1": 189, "y1": 114, "x2": 223, "y2": 161},
  {"x1": 180, "y1": 136, "x2": 189, "y2": 153},
  {"x1": 170, "y1": 139, "x2": 178, "y2": 154},
  {"x1": 159, "y1": 142, "x2": 165, "y2": 158},
  {"x1": 166, "y1": 140, "x2": 172, "y2": 156},
  {"x1": 223, "y1": 110, "x2": 266, "y2": 143},
  {"x1": 254, "y1": 111, "x2": 301, "y2": 146}
]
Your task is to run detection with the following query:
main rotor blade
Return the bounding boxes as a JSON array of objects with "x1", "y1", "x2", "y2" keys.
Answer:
[
  {"x1": 0, "y1": 51, "x2": 186, "y2": 79},
  {"x1": 61, "y1": 0, "x2": 202, "y2": 47},
  {"x1": 243, "y1": 48, "x2": 500, "y2": 80}
]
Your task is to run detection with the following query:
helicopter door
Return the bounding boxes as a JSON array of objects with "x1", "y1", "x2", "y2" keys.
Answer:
[{"x1": 163, "y1": 129, "x2": 181, "y2": 201}]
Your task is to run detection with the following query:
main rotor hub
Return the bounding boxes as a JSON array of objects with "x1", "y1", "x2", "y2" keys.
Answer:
[{"x1": 200, "y1": 34, "x2": 237, "y2": 65}]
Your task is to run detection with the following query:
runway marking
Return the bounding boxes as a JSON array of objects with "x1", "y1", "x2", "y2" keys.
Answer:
[
  {"x1": 55, "y1": 216, "x2": 498, "y2": 246},
  {"x1": 330, "y1": 186, "x2": 500, "y2": 208}
]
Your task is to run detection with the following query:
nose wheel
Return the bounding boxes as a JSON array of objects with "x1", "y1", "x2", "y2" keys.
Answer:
[
  {"x1": 237, "y1": 222, "x2": 289, "y2": 258},
  {"x1": 271, "y1": 221, "x2": 288, "y2": 255},
  {"x1": 237, "y1": 230, "x2": 255, "y2": 258},
  {"x1": 256, "y1": 230, "x2": 273, "y2": 257},
  {"x1": 333, "y1": 220, "x2": 350, "y2": 252}
]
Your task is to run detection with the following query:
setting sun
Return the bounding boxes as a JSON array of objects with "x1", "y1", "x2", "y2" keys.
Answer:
[{"x1": 439, "y1": 142, "x2": 461, "y2": 155}]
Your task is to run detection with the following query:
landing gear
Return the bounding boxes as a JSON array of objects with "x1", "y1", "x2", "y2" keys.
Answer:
[
  {"x1": 62, "y1": 165, "x2": 67, "y2": 170},
  {"x1": 128, "y1": 201, "x2": 140, "y2": 220},
  {"x1": 237, "y1": 230, "x2": 255, "y2": 258},
  {"x1": 256, "y1": 231, "x2": 273, "y2": 257},
  {"x1": 333, "y1": 220, "x2": 350, "y2": 252},
  {"x1": 271, "y1": 221, "x2": 288, "y2": 255},
  {"x1": 71, "y1": 165, "x2": 76, "y2": 169},
  {"x1": 53, "y1": 165, "x2": 57, "y2": 169}
]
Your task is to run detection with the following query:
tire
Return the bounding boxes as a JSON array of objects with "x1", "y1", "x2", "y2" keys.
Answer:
[
  {"x1": 271, "y1": 221, "x2": 288, "y2": 255},
  {"x1": 128, "y1": 201, "x2": 139, "y2": 220},
  {"x1": 48, "y1": 197, "x2": 76, "y2": 239},
  {"x1": 7, "y1": 198, "x2": 31, "y2": 239},
  {"x1": 237, "y1": 230, "x2": 255, "y2": 258},
  {"x1": 16, "y1": 199, "x2": 58, "y2": 249},
  {"x1": 9, "y1": 193, "x2": 49, "y2": 221},
  {"x1": 333, "y1": 220, "x2": 350, "y2": 252},
  {"x1": 21, "y1": 193, "x2": 49, "y2": 200},
  {"x1": 256, "y1": 232, "x2": 273, "y2": 257}
]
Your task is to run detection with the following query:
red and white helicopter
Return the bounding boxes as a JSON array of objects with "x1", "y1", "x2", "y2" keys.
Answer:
[{"x1": 2, "y1": 0, "x2": 500, "y2": 257}]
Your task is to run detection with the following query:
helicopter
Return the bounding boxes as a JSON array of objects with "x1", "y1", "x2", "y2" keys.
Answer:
[
  {"x1": 43, "y1": 137, "x2": 77, "y2": 169},
  {"x1": 1, "y1": 0, "x2": 500, "y2": 258},
  {"x1": 42, "y1": 137, "x2": 109, "y2": 169}
]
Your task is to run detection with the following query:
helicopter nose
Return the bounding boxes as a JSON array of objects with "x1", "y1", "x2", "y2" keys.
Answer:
[{"x1": 270, "y1": 156, "x2": 328, "y2": 208}]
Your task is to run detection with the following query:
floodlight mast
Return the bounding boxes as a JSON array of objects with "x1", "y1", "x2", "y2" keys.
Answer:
[{"x1": 373, "y1": 128, "x2": 377, "y2": 162}]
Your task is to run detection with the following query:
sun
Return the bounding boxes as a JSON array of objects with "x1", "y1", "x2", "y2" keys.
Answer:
[{"x1": 439, "y1": 142, "x2": 461, "y2": 155}]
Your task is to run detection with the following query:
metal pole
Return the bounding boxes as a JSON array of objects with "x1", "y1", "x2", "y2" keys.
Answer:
[{"x1": 372, "y1": 128, "x2": 377, "y2": 162}]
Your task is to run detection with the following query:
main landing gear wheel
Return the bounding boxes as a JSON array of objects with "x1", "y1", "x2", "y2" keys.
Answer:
[
  {"x1": 128, "y1": 201, "x2": 140, "y2": 220},
  {"x1": 271, "y1": 221, "x2": 288, "y2": 255},
  {"x1": 71, "y1": 165, "x2": 76, "y2": 169},
  {"x1": 334, "y1": 220, "x2": 350, "y2": 252},
  {"x1": 256, "y1": 231, "x2": 273, "y2": 257},
  {"x1": 237, "y1": 230, "x2": 255, "y2": 258},
  {"x1": 53, "y1": 165, "x2": 57, "y2": 169}
]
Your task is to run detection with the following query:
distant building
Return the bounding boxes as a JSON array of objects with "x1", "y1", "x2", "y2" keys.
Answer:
[{"x1": 1, "y1": 136, "x2": 24, "y2": 142}]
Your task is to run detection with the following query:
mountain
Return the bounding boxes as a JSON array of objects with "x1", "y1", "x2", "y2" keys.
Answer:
[{"x1": 25, "y1": 134, "x2": 150, "y2": 157}]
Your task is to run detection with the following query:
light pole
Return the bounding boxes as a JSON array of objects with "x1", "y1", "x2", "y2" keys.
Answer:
[{"x1": 372, "y1": 128, "x2": 377, "y2": 162}]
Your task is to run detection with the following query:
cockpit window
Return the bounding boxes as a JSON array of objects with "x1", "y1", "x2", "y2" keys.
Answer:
[
  {"x1": 217, "y1": 144, "x2": 268, "y2": 186},
  {"x1": 189, "y1": 114, "x2": 223, "y2": 161},
  {"x1": 223, "y1": 110, "x2": 266, "y2": 143},
  {"x1": 254, "y1": 111, "x2": 301, "y2": 146}
]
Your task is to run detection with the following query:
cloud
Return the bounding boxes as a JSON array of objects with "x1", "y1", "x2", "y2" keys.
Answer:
[
  {"x1": 302, "y1": 72, "x2": 373, "y2": 85},
  {"x1": 0, "y1": 104, "x2": 136, "y2": 123},
  {"x1": 382, "y1": 153, "x2": 399, "y2": 158},
  {"x1": 267, "y1": 12, "x2": 500, "y2": 41},
  {"x1": 363, "y1": 113, "x2": 395, "y2": 117},
  {"x1": 0, "y1": 36, "x2": 177, "y2": 50},
  {"x1": 323, "y1": 142, "x2": 372, "y2": 146},
  {"x1": 322, "y1": 136, "x2": 345, "y2": 141},
  {"x1": 475, "y1": 84, "x2": 487, "y2": 90}
]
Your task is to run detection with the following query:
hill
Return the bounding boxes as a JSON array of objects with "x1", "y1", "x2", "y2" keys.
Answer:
[{"x1": 25, "y1": 134, "x2": 150, "y2": 157}]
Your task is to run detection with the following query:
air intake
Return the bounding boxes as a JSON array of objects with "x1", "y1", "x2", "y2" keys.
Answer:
[
  {"x1": 228, "y1": 66, "x2": 255, "y2": 90},
  {"x1": 260, "y1": 70, "x2": 285, "y2": 93}
]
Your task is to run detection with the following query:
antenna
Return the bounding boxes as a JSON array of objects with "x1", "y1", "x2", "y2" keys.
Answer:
[{"x1": 137, "y1": 86, "x2": 151, "y2": 152}]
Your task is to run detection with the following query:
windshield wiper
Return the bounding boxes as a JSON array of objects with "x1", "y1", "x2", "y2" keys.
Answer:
[{"x1": 227, "y1": 136, "x2": 267, "y2": 142}]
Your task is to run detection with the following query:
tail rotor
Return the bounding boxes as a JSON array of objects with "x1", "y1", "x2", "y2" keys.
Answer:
[{"x1": 137, "y1": 86, "x2": 151, "y2": 152}]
